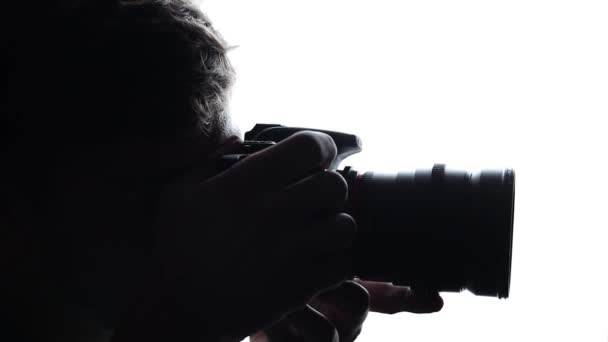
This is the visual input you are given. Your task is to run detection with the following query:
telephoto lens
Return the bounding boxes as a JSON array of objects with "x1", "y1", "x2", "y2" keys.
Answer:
[{"x1": 339, "y1": 164, "x2": 515, "y2": 298}]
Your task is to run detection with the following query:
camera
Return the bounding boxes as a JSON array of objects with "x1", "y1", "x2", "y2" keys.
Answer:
[{"x1": 218, "y1": 124, "x2": 515, "y2": 299}]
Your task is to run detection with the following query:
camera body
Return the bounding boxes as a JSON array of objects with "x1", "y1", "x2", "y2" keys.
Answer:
[
  {"x1": 215, "y1": 123, "x2": 363, "y2": 171},
  {"x1": 219, "y1": 124, "x2": 515, "y2": 299}
]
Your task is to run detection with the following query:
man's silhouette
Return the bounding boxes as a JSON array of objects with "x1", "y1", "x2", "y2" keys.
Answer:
[{"x1": 2, "y1": 1, "x2": 442, "y2": 341}]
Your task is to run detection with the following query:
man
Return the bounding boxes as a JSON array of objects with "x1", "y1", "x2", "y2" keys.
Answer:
[{"x1": 2, "y1": 1, "x2": 442, "y2": 341}]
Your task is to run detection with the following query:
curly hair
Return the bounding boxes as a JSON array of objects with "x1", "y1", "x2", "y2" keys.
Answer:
[{"x1": 9, "y1": 0, "x2": 235, "y2": 145}]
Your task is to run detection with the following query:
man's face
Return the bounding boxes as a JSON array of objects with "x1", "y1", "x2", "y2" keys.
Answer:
[{"x1": 41, "y1": 114, "x2": 241, "y2": 326}]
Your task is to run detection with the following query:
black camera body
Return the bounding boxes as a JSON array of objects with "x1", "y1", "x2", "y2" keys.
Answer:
[{"x1": 220, "y1": 124, "x2": 515, "y2": 299}]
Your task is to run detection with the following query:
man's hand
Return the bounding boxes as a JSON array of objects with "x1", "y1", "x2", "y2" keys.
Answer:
[
  {"x1": 113, "y1": 131, "x2": 357, "y2": 341},
  {"x1": 251, "y1": 280, "x2": 443, "y2": 342}
]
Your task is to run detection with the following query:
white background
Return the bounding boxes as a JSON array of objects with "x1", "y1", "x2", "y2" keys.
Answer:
[{"x1": 200, "y1": 1, "x2": 608, "y2": 341}]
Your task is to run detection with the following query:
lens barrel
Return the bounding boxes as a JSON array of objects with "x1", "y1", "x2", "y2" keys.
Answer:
[{"x1": 339, "y1": 164, "x2": 515, "y2": 299}]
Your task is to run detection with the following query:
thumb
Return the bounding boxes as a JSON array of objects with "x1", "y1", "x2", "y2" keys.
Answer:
[{"x1": 254, "y1": 305, "x2": 338, "y2": 342}]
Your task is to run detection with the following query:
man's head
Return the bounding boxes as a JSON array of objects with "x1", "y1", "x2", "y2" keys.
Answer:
[
  {"x1": 4, "y1": 0, "x2": 239, "y2": 338},
  {"x1": 7, "y1": 0, "x2": 239, "y2": 185}
]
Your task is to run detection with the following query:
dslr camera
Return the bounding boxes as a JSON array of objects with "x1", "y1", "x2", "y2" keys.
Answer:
[{"x1": 218, "y1": 124, "x2": 516, "y2": 299}]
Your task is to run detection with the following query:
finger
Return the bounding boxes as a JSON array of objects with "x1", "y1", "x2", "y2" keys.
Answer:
[
  {"x1": 156, "y1": 135, "x2": 244, "y2": 187},
  {"x1": 250, "y1": 331, "x2": 270, "y2": 342},
  {"x1": 252, "y1": 170, "x2": 352, "y2": 257},
  {"x1": 262, "y1": 305, "x2": 339, "y2": 342},
  {"x1": 309, "y1": 281, "x2": 370, "y2": 342},
  {"x1": 355, "y1": 280, "x2": 443, "y2": 314},
  {"x1": 250, "y1": 217, "x2": 356, "y2": 322},
  {"x1": 270, "y1": 250, "x2": 356, "y2": 314},
  {"x1": 213, "y1": 131, "x2": 338, "y2": 194},
  {"x1": 270, "y1": 213, "x2": 357, "y2": 261},
  {"x1": 269, "y1": 170, "x2": 349, "y2": 222}
]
